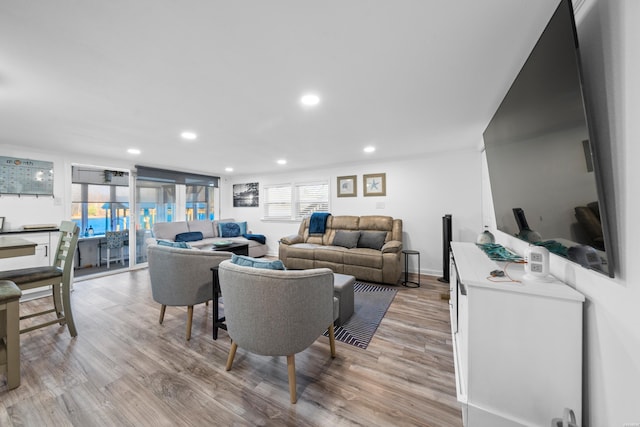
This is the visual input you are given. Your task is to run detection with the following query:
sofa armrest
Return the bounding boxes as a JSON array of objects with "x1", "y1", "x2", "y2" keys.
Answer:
[
  {"x1": 280, "y1": 234, "x2": 304, "y2": 245},
  {"x1": 381, "y1": 240, "x2": 402, "y2": 254}
]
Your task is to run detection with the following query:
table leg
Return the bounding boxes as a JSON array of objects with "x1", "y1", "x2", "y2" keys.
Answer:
[{"x1": 211, "y1": 267, "x2": 226, "y2": 340}]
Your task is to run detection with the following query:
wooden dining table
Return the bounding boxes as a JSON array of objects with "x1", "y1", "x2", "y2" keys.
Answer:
[{"x1": 0, "y1": 236, "x2": 37, "y2": 259}]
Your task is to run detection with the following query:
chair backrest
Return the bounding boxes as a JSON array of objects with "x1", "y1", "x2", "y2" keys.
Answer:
[
  {"x1": 55, "y1": 221, "x2": 80, "y2": 284},
  {"x1": 218, "y1": 260, "x2": 334, "y2": 356},
  {"x1": 105, "y1": 230, "x2": 125, "y2": 249},
  {"x1": 147, "y1": 244, "x2": 232, "y2": 306}
]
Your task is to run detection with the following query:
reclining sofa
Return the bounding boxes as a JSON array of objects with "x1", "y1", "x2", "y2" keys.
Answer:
[
  {"x1": 279, "y1": 215, "x2": 402, "y2": 285},
  {"x1": 152, "y1": 219, "x2": 267, "y2": 258}
]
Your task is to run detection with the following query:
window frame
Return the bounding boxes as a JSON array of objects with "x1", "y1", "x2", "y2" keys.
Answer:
[{"x1": 263, "y1": 180, "x2": 330, "y2": 221}]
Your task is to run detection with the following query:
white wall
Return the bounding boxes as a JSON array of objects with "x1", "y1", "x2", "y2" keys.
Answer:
[
  {"x1": 0, "y1": 144, "x2": 135, "y2": 230},
  {"x1": 484, "y1": 1, "x2": 640, "y2": 424},
  {"x1": 576, "y1": 0, "x2": 640, "y2": 425},
  {"x1": 220, "y1": 149, "x2": 483, "y2": 275}
]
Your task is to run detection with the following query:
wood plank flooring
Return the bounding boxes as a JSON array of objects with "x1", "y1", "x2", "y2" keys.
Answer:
[{"x1": 1, "y1": 270, "x2": 463, "y2": 426}]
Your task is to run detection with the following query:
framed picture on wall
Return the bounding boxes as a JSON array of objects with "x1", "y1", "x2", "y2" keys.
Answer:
[
  {"x1": 337, "y1": 175, "x2": 357, "y2": 197},
  {"x1": 363, "y1": 173, "x2": 386, "y2": 196},
  {"x1": 233, "y1": 183, "x2": 259, "y2": 207}
]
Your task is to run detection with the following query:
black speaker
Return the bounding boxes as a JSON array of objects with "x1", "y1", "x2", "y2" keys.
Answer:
[{"x1": 438, "y1": 214, "x2": 452, "y2": 283}]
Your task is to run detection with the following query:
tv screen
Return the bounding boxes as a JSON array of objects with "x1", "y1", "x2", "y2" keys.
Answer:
[{"x1": 483, "y1": 0, "x2": 613, "y2": 277}]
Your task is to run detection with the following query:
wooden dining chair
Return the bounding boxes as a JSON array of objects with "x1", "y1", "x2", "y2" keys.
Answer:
[{"x1": 0, "y1": 221, "x2": 80, "y2": 337}]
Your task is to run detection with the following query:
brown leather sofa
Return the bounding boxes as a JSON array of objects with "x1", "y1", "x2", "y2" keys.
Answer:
[{"x1": 279, "y1": 215, "x2": 403, "y2": 285}]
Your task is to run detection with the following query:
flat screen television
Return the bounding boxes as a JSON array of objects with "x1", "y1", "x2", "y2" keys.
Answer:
[{"x1": 483, "y1": 0, "x2": 614, "y2": 277}]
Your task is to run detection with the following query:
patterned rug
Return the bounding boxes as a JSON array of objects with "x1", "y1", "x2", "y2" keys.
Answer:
[{"x1": 323, "y1": 281, "x2": 397, "y2": 349}]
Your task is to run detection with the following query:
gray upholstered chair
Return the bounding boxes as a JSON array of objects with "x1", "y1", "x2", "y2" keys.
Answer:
[
  {"x1": 146, "y1": 243, "x2": 232, "y2": 340},
  {"x1": 218, "y1": 260, "x2": 338, "y2": 403}
]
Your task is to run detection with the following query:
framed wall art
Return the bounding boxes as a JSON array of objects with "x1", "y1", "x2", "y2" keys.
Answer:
[
  {"x1": 337, "y1": 175, "x2": 357, "y2": 197},
  {"x1": 233, "y1": 182, "x2": 259, "y2": 207},
  {"x1": 363, "y1": 173, "x2": 386, "y2": 197}
]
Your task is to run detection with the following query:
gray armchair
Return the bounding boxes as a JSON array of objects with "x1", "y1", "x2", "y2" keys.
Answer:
[
  {"x1": 218, "y1": 260, "x2": 338, "y2": 403},
  {"x1": 147, "y1": 244, "x2": 232, "y2": 340}
]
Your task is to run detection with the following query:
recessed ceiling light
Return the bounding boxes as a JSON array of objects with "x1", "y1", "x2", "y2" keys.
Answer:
[
  {"x1": 277, "y1": 159, "x2": 287, "y2": 165},
  {"x1": 364, "y1": 146, "x2": 376, "y2": 153},
  {"x1": 181, "y1": 131, "x2": 197, "y2": 140},
  {"x1": 300, "y1": 93, "x2": 320, "y2": 107},
  {"x1": 225, "y1": 167, "x2": 234, "y2": 172},
  {"x1": 127, "y1": 148, "x2": 141, "y2": 155}
]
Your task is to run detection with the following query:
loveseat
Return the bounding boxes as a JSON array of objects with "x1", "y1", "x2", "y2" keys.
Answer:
[
  {"x1": 152, "y1": 219, "x2": 267, "y2": 258},
  {"x1": 279, "y1": 215, "x2": 402, "y2": 285}
]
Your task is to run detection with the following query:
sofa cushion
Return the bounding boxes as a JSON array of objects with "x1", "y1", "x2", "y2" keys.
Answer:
[
  {"x1": 314, "y1": 245, "x2": 346, "y2": 263},
  {"x1": 175, "y1": 231, "x2": 204, "y2": 242},
  {"x1": 359, "y1": 215, "x2": 394, "y2": 231},
  {"x1": 332, "y1": 230, "x2": 360, "y2": 249},
  {"x1": 358, "y1": 231, "x2": 387, "y2": 250},
  {"x1": 219, "y1": 221, "x2": 247, "y2": 237},
  {"x1": 187, "y1": 220, "x2": 215, "y2": 238},
  {"x1": 231, "y1": 254, "x2": 285, "y2": 270},
  {"x1": 344, "y1": 248, "x2": 384, "y2": 269},
  {"x1": 157, "y1": 239, "x2": 192, "y2": 249},
  {"x1": 153, "y1": 221, "x2": 189, "y2": 240}
]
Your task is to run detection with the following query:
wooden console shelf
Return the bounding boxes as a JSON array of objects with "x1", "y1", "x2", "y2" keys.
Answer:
[{"x1": 449, "y1": 242, "x2": 584, "y2": 426}]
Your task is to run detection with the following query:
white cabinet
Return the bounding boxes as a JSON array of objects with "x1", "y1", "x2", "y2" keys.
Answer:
[
  {"x1": 450, "y1": 242, "x2": 584, "y2": 427},
  {"x1": 0, "y1": 231, "x2": 58, "y2": 270}
]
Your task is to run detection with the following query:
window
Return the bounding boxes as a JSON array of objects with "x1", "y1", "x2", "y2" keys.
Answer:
[
  {"x1": 71, "y1": 167, "x2": 130, "y2": 236},
  {"x1": 264, "y1": 181, "x2": 329, "y2": 220},
  {"x1": 186, "y1": 185, "x2": 216, "y2": 221},
  {"x1": 135, "y1": 165, "x2": 219, "y2": 227}
]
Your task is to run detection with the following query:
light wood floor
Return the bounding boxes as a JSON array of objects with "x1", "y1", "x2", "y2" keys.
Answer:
[{"x1": 1, "y1": 270, "x2": 463, "y2": 427}]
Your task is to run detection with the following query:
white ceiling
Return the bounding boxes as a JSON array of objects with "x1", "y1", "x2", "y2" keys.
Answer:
[{"x1": 0, "y1": 0, "x2": 562, "y2": 176}]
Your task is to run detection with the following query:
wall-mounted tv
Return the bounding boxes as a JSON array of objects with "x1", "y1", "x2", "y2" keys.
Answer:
[{"x1": 483, "y1": 0, "x2": 614, "y2": 277}]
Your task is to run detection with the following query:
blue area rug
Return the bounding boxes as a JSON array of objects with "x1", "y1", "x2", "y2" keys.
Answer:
[{"x1": 324, "y1": 282, "x2": 397, "y2": 349}]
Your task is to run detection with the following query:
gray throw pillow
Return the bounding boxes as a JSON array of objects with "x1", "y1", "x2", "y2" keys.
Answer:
[
  {"x1": 332, "y1": 230, "x2": 360, "y2": 249},
  {"x1": 357, "y1": 231, "x2": 387, "y2": 250}
]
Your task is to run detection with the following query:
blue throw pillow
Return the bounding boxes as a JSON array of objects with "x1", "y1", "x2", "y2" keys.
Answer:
[
  {"x1": 157, "y1": 239, "x2": 191, "y2": 249},
  {"x1": 231, "y1": 254, "x2": 286, "y2": 270},
  {"x1": 218, "y1": 221, "x2": 247, "y2": 237},
  {"x1": 220, "y1": 223, "x2": 241, "y2": 238},
  {"x1": 175, "y1": 231, "x2": 203, "y2": 242}
]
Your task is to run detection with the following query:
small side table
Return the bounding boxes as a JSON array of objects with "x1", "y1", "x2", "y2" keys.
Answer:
[
  {"x1": 402, "y1": 250, "x2": 420, "y2": 288},
  {"x1": 210, "y1": 267, "x2": 227, "y2": 340}
]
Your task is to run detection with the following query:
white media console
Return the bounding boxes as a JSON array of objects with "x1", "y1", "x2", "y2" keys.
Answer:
[{"x1": 449, "y1": 242, "x2": 584, "y2": 426}]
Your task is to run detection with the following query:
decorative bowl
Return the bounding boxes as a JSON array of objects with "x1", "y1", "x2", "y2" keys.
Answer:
[{"x1": 213, "y1": 240, "x2": 233, "y2": 247}]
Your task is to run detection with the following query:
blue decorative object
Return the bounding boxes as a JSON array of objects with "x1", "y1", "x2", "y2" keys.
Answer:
[
  {"x1": 175, "y1": 231, "x2": 204, "y2": 242},
  {"x1": 477, "y1": 243, "x2": 523, "y2": 262},
  {"x1": 309, "y1": 212, "x2": 331, "y2": 234},
  {"x1": 231, "y1": 254, "x2": 285, "y2": 270}
]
